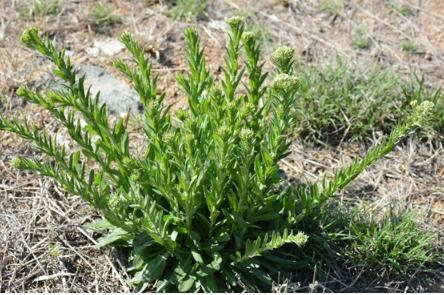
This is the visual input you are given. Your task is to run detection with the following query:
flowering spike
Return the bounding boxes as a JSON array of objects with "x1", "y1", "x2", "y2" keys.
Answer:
[
  {"x1": 272, "y1": 47, "x2": 295, "y2": 74},
  {"x1": 227, "y1": 16, "x2": 243, "y2": 30},
  {"x1": 270, "y1": 74, "x2": 299, "y2": 94},
  {"x1": 20, "y1": 27, "x2": 39, "y2": 46}
]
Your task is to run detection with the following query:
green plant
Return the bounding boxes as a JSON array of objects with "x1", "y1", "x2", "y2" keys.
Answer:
[
  {"x1": 0, "y1": 18, "x2": 434, "y2": 292},
  {"x1": 89, "y1": 3, "x2": 122, "y2": 32},
  {"x1": 20, "y1": 0, "x2": 59, "y2": 18},
  {"x1": 351, "y1": 24, "x2": 371, "y2": 49},
  {"x1": 167, "y1": 0, "x2": 207, "y2": 20},
  {"x1": 402, "y1": 75, "x2": 444, "y2": 138},
  {"x1": 401, "y1": 40, "x2": 418, "y2": 53},
  {"x1": 347, "y1": 212, "x2": 439, "y2": 277},
  {"x1": 325, "y1": 206, "x2": 440, "y2": 278},
  {"x1": 294, "y1": 61, "x2": 400, "y2": 143},
  {"x1": 304, "y1": 203, "x2": 442, "y2": 291},
  {"x1": 390, "y1": 2, "x2": 415, "y2": 16},
  {"x1": 291, "y1": 202, "x2": 442, "y2": 291},
  {"x1": 292, "y1": 60, "x2": 442, "y2": 144}
]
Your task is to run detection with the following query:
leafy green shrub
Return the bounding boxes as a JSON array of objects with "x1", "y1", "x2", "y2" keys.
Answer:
[
  {"x1": 89, "y1": 3, "x2": 122, "y2": 32},
  {"x1": 292, "y1": 60, "x2": 443, "y2": 144},
  {"x1": 19, "y1": 0, "x2": 59, "y2": 19},
  {"x1": 0, "y1": 18, "x2": 434, "y2": 291}
]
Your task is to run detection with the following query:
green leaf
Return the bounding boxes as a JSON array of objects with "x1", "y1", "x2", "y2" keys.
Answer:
[
  {"x1": 192, "y1": 250, "x2": 204, "y2": 264},
  {"x1": 96, "y1": 227, "x2": 132, "y2": 248},
  {"x1": 234, "y1": 230, "x2": 308, "y2": 263},
  {"x1": 202, "y1": 273, "x2": 219, "y2": 292},
  {"x1": 178, "y1": 276, "x2": 196, "y2": 292},
  {"x1": 83, "y1": 218, "x2": 113, "y2": 233},
  {"x1": 170, "y1": 230, "x2": 179, "y2": 241},
  {"x1": 133, "y1": 233, "x2": 154, "y2": 255},
  {"x1": 131, "y1": 254, "x2": 168, "y2": 286}
]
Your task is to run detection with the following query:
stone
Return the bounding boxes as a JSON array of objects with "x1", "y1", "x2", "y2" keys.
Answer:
[
  {"x1": 86, "y1": 39, "x2": 125, "y2": 56},
  {"x1": 50, "y1": 64, "x2": 142, "y2": 116},
  {"x1": 76, "y1": 64, "x2": 141, "y2": 115}
]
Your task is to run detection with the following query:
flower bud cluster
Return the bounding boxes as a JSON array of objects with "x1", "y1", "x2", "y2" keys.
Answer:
[
  {"x1": 242, "y1": 32, "x2": 256, "y2": 46},
  {"x1": 218, "y1": 125, "x2": 230, "y2": 140},
  {"x1": 272, "y1": 47, "x2": 295, "y2": 69},
  {"x1": 227, "y1": 16, "x2": 243, "y2": 30},
  {"x1": 20, "y1": 27, "x2": 38, "y2": 46},
  {"x1": 175, "y1": 108, "x2": 188, "y2": 121},
  {"x1": 239, "y1": 128, "x2": 253, "y2": 141},
  {"x1": 270, "y1": 74, "x2": 299, "y2": 94}
]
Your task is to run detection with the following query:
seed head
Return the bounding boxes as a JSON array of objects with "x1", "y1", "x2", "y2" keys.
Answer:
[
  {"x1": 291, "y1": 232, "x2": 309, "y2": 246},
  {"x1": 21, "y1": 27, "x2": 38, "y2": 47},
  {"x1": 239, "y1": 128, "x2": 253, "y2": 141},
  {"x1": 410, "y1": 100, "x2": 435, "y2": 126},
  {"x1": 270, "y1": 74, "x2": 299, "y2": 93},
  {"x1": 130, "y1": 172, "x2": 141, "y2": 182},
  {"x1": 240, "y1": 102, "x2": 254, "y2": 117},
  {"x1": 272, "y1": 47, "x2": 295, "y2": 74},
  {"x1": 164, "y1": 131, "x2": 175, "y2": 143},
  {"x1": 272, "y1": 47, "x2": 294, "y2": 65},
  {"x1": 16, "y1": 86, "x2": 28, "y2": 97},
  {"x1": 227, "y1": 16, "x2": 243, "y2": 30},
  {"x1": 122, "y1": 157, "x2": 132, "y2": 165},
  {"x1": 415, "y1": 100, "x2": 434, "y2": 115},
  {"x1": 11, "y1": 157, "x2": 26, "y2": 169},
  {"x1": 242, "y1": 31, "x2": 256, "y2": 45},
  {"x1": 227, "y1": 100, "x2": 237, "y2": 110},
  {"x1": 147, "y1": 100, "x2": 157, "y2": 109},
  {"x1": 175, "y1": 108, "x2": 188, "y2": 121},
  {"x1": 147, "y1": 100, "x2": 159, "y2": 116},
  {"x1": 217, "y1": 125, "x2": 230, "y2": 139}
]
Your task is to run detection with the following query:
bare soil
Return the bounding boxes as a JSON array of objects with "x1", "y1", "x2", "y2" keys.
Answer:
[{"x1": 1, "y1": 0, "x2": 443, "y2": 292}]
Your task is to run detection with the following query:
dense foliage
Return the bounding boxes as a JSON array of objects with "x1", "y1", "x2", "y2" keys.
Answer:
[{"x1": 0, "y1": 17, "x2": 434, "y2": 291}]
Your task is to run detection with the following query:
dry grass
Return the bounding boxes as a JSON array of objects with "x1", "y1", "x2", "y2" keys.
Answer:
[{"x1": 1, "y1": 0, "x2": 444, "y2": 292}]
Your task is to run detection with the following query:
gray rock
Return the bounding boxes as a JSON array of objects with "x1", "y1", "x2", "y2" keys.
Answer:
[
  {"x1": 52, "y1": 64, "x2": 142, "y2": 115},
  {"x1": 86, "y1": 39, "x2": 125, "y2": 56},
  {"x1": 77, "y1": 64, "x2": 141, "y2": 115}
]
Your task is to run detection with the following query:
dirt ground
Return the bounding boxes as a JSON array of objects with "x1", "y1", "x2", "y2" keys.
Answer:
[{"x1": 1, "y1": 0, "x2": 443, "y2": 292}]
